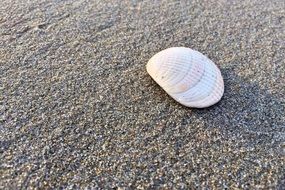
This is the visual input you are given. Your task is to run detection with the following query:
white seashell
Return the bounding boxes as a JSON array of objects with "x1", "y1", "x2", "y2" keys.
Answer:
[{"x1": 146, "y1": 47, "x2": 224, "y2": 108}]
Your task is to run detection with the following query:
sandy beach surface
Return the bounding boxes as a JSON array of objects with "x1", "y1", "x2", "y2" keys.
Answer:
[{"x1": 1, "y1": 0, "x2": 285, "y2": 189}]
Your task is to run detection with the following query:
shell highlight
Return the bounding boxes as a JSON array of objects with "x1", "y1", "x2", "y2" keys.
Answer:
[{"x1": 146, "y1": 47, "x2": 224, "y2": 108}]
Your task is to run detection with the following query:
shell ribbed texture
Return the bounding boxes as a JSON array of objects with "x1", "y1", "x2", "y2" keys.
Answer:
[{"x1": 146, "y1": 47, "x2": 224, "y2": 108}]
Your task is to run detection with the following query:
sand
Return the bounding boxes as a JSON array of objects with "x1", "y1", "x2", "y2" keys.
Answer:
[{"x1": 1, "y1": 0, "x2": 285, "y2": 189}]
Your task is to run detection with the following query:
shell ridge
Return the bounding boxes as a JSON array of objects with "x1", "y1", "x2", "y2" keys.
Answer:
[
  {"x1": 182, "y1": 71, "x2": 224, "y2": 107},
  {"x1": 166, "y1": 52, "x2": 207, "y2": 94},
  {"x1": 171, "y1": 66, "x2": 205, "y2": 102},
  {"x1": 163, "y1": 52, "x2": 196, "y2": 92},
  {"x1": 170, "y1": 59, "x2": 216, "y2": 99},
  {"x1": 146, "y1": 47, "x2": 224, "y2": 108},
  {"x1": 180, "y1": 63, "x2": 220, "y2": 103},
  {"x1": 161, "y1": 55, "x2": 193, "y2": 87}
]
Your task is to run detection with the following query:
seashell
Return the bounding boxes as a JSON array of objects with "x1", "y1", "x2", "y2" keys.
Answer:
[{"x1": 146, "y1": 47, "x2": 224, "y2": 108}]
